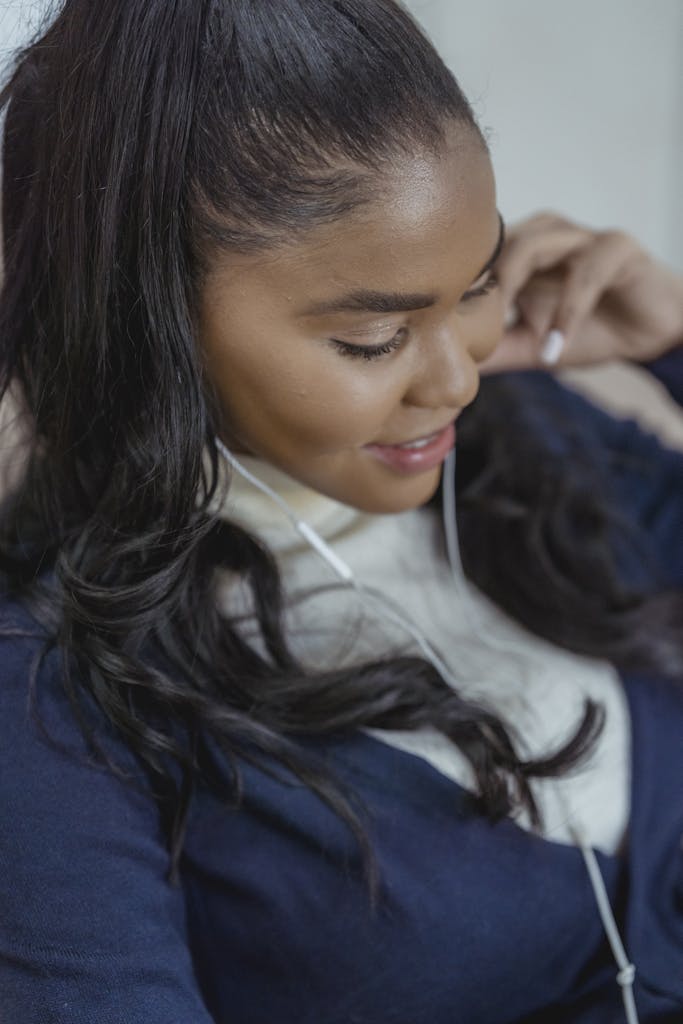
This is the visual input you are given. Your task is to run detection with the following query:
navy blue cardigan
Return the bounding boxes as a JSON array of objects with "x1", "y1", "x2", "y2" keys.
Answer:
[{"x1": 0, "y1": 352, "x2": 682, "y2": 1023}]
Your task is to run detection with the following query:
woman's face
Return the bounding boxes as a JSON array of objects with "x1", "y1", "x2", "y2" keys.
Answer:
[{"x1": 198, "y1": 124, "x2": 503, "y2": 514}]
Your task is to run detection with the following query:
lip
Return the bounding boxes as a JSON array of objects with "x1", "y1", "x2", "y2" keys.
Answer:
[{"x1": 362, "y1": 420, "x2": 457, "y2": 474}]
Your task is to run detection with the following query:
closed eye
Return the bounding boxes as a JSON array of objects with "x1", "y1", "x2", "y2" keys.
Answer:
[
  {"x1": 461, "y1": 269, "x2": 499, "y2": 302},
  {"x1": 330, "y1": 328, "x2": 408, "y2": 361},
  {"x1": 329, "y1": 270, "x2": 500, "y2": 362}
]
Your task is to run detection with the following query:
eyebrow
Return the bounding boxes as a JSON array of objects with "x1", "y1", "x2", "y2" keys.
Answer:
[{"x1": 298, "y1": 212, "x2": 506, "y2": 318}]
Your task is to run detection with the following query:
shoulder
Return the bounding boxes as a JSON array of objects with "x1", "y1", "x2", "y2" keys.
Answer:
[
  {"x1": 0, "y1": 584, "x2": 167, "y2": 879},
  {"x1": 0, "y1": 587, "x2": 62, "y2": 750},
  {"x1": 0, "y1": 585, "x2": 156, "y2": 835},
  {"x1": 0, "y1": 587, "x2": 216, "y2": 1022},
  {"x1": 0, "y1": 586, "x2": 121, "y2": 772},
  {"x1": 0, "y1": 586, "x2": 52, "y2": 666}
]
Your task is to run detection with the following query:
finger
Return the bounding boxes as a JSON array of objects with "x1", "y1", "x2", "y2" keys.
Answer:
[
  {"x1": 553, "y1": 230, "x2": 638, "y2": 343},
  {"x1": 513, "y1": 278, "x2": 567, "y2": 366},
  {"x1": 477, "y1": 323, "x2": 547, "y2": 375},
  {"x1": 479, "y1": 322, "x2": 567, "y2": 374},
  {"x1": 514, "y1": 272, "x2": 564, "y2": 344},
  {"x1": 503, "y1": 210, "x2": 584, "y2": 244},
  {"x1": 496, "y1": 226, "x2": 593, "y2": 314}
]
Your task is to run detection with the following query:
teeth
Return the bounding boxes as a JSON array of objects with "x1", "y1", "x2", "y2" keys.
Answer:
[{"x1": 398, "y1": 434, "x2": 436, "y2": 449}]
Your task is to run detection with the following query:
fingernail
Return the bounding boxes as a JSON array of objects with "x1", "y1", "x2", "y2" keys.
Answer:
[
  {"x1": 504, "y1": 303, "x2": 520, "y2": 329},
  {"x1": 540, "y1": 329, "x2": 565, "y2": 365}
]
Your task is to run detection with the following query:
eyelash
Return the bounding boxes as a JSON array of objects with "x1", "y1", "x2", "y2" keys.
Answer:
[{"x1": 330, "y1": 271, "x2": 499, "y2": 362}]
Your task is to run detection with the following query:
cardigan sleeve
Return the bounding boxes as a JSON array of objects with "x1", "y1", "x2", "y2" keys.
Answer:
[
  {"x1": 562, "y1": 343, "x2": 683, "y2": 591},
  {"x1": 637, "y1": 341, "x2": 683, "y2": 406},
  {"x1": 616, "y1": 344, "x2": 683, "y2": 588},
  {"x1": 0, "y1": 618, "x2": 216, "y2": 1024}
]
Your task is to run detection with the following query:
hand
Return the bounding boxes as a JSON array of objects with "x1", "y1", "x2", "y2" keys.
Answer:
[{"x1": 478, "y1": 211, "x2": 683, "y2": 375}]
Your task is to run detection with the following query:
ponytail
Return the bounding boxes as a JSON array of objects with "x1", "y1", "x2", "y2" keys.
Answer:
[{"x1": 1, "y1": 2, "x2": 215, "y2": 530}]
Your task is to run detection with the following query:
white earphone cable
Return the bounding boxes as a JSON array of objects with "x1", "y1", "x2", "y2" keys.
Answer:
[
  {"x1": 215, "y1": 438, "x2": 471, "y2": 690},
  {"x1": 215, "y1": 436, "x2": 639, "y2": 1023},
  {"x1": 441, "y1": 448, "x2": 638, "y2": 1023}
]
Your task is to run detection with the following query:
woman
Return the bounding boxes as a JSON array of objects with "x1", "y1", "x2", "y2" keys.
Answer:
[{"x1": 0, "y1": 2, "x2": 681, "y2": 1021}]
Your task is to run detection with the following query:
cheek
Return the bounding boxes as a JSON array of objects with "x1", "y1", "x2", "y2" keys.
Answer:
[
  {"x1": 276, "y1": 365, "x2": 404, "y2": 451},
  {"x1": 212, "y1": 338, "x2": 403, "y2": 453}
]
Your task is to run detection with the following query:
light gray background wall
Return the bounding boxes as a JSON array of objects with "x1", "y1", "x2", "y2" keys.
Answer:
[
  {"x1": 2, "y1": 1, "x2": 682, "y2": 269},
  {"x1": 405, "y1": 0, "x2": 683, "y2": 271}
]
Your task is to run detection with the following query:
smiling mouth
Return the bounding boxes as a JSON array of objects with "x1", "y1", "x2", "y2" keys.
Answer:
[
  {"x1": 370, "y1": 414, "x2": 461, "y2": 450},
  {"x1": 362, "y1": 420, "x2": 457, "y2": 474}
]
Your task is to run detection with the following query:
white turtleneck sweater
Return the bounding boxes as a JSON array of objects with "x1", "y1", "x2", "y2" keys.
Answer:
[{"x1": 210, "y1": 454, "x2": 631, "y2": 856}]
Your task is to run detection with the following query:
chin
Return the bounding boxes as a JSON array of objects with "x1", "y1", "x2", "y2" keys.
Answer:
[{"x1": 345, "y1": 465, "x2": 442, "y2": 515}]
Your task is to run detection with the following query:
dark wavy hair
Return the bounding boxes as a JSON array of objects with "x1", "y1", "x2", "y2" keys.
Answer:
[{"x1": 1, "y1": 0, "x2": 681, "y2": 905}]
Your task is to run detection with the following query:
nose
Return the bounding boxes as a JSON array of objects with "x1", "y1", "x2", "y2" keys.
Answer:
[{"x1": 402, "y1": 320, "x2": 480, "y2": 412}]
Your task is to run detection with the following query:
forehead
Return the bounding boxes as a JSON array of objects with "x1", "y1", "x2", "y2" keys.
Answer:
[{"x1": 203, "y1": 128, "x2": 496, "y2": 301}]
